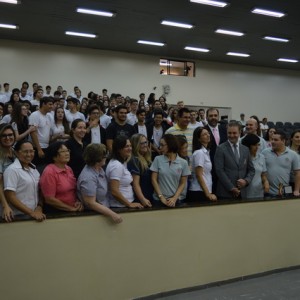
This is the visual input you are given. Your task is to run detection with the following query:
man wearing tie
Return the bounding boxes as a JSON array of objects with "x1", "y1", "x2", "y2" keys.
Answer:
[
  {"x1": 204, "y1": 108, "x2": 227, "y2": 191},
  {"x1": 214, "y1": 121, "x2": 255, "y2": 199}
]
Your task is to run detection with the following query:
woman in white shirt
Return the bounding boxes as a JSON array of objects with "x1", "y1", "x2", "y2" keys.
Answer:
[
  {"x1": 189, "y1": 127, "x2": 217, "y2": 202},
  {"x1": 50, "y1": 107, "x2": 70, "y2": 142},
  {"x1": 106, "y1": 135, "x2": 143, "y2": 209}
]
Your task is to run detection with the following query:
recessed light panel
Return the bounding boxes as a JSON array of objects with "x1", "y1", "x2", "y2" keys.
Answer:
[
  {"x1": 76, "y1": 8, "x2": 115, "y2": 17},
  {"x1": 137, "y1": 40, "x2": 165, "y2": 47},
  {"x1": 65, "y1": 31, "x2": 97, "y2": 38},
  {"x1": 190, "y1": 0, "x2": 228, "y2": 8},
  {"x1": 251, "y1": 8, "x2": 285, "y2": 18},
  {"x1": 161, "y1": 20, "x2": 193, "y2": 29},
  {"x1": 215, "y1": 29, "x2": 244, "y2": 36},
  {"x1": 227, "y1": 52, "x2": 250, "y2": 57},
  {"x1": 185, "y1": 46, "x2": 210, "y2": 52}
]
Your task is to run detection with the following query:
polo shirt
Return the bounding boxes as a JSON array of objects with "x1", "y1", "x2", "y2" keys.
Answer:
[
  {"x1": 262, "y1": 147, "x2": 300, "y2": 195},
  {"x1": 189, "y1": 148, "x2": 213, "y2": 192},
  {"x1": 40, "y1": 164, "x2": 77, "y2": 207},
  {"x1": 3, "y1": 159, "x2": 40, "y2": 215},
  {"x1": 165, "y1": 124, "x2": 194, "y2": 158},
  {"x1": 150, "y1": 154, "x2": 191, "y2": 201},
  {"x1": 77, "y1": 165, "x2": 109, "y2": 207}
]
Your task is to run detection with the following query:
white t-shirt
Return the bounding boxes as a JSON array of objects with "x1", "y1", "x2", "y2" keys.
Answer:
[
  {"x1": 4, "y1": 159, "x2": 40, "y2": 215},
  {"x1": 29, "y1": 110, "x2": 52, "y2": 148},
  {"x1": 91, "y1": 126, "x2": 101, "y2": 144},
  {"x1": 65, "y1": 110, "x2": 86, "y2": 126},
  {"x1": 189, "y1": 148, "x2": 213, "y2": 192},
  {"x1": 99, "y1": 114, "x2": 111, "y2": 129},
  {"x1": 106, "y1": 159, "x2": 134, "y2": 207}
]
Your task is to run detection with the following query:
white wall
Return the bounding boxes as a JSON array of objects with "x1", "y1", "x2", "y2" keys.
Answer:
[{"x1": 1, "y1": 39, "x2": 300, "y2": 122}]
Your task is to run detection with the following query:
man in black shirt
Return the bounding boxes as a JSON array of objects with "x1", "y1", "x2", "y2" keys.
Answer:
[{"x1": 106, "y1": 105, "x2": 136, "y2": 152}]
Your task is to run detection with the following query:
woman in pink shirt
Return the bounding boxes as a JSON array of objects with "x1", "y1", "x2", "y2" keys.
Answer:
[{"x1": 40, "y1": 141, "x2": 83, "y2": 212}]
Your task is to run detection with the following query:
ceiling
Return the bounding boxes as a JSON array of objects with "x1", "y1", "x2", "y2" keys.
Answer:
[{"x1": 1, "y1": 0, "x2": 300, "y2": 71}]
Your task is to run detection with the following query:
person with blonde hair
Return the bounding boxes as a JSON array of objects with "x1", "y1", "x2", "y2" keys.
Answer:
[{"x1": 127, "y1": 133, "x2": 153, "y2": 207}]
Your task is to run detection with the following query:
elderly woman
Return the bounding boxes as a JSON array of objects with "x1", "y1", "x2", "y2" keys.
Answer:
[
  {"x1": 40, "y1": 141, "x2": 83, "y2": 212},
  {"x1": 241, "y1": 133, "x2": 269, "y2": 199},
  {"x1": 77, "y1": 143, "x2": 122, "y2": 223},
  {"x1": 150, "y1": 134, "x2": 191, "y2": 207},
  {"x1": 4, "y1": 140, "x2": 45, "y2": 221},
  {"x1": 127, "y1": 134, "x2": 153, "y2": 207},
  {"x1": 0, "y1": 124, "x2": 16, "y2": 221},
  {"x1": 106, "y1": 135, "x2": 144, "y2": 208}
]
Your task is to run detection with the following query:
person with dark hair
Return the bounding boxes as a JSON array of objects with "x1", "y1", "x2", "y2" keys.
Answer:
[
  {"x1": 290, "y1": 130, "x2": 300, "y2": 155},
  {"x1": 188, "y1": 127, "x2": 217, "y2": 202},
  {"x1": 29, "y1": 97, "x2": 53, "y2": 168},
  {"x1": 147, "y1": 93, "x2": 155, "y2": 106},
  {"x1": 98, "y1": 101, "x2": 111, "y2": 129},
  {"x1": 0, "y1": 102, "x2": 13, "y2": 124},
  {"x1": 126, "y1": 99, "x2": 138, "y2": 125},
  {"x1": 0, "y1": 103, "x2": 4, "y2": 121},
  {"x1": 40, "y1": 141, "x2": 83, "y2": 212},
  {"x1": 150, "y1": 134, "x2": 190, "y2": 207},
  {"x1": 50, "y1": 107, "x2": 70, "y2": 142},
  {"x1": 65, "y1": 97, "x2": 85, "y2": 126},
  {"x1": 106, "y1": 135, "x2": 143, "y2": 208},
  {"x1": 147, "y1": 109, "x2": 170, "y2": 159},
  {"x1": 204, "y1": 108, "x2": 227, "y2": 192},
  {"x1": 127, "y1": 134, "x2": 153, "y2": 207},
  {"x1": 106, "y1": 105, "x2": 136, "y2": 153},
  {"x1": 241, "y1": 133, "x2": 269, "y2": 199},
  {"x1": 30, "y1": 88, "x2": 43, "y2": 106},
  {"x1": 77, "y1": 143, "x2": 122, "y2": 223},
  {"x1": 165, "y1": 107, "x2": 194, "y2": 159},
  {"x1": 0, "y1": 124, "x2": 16, "y2": 221},
  {"x1": 8, "y1": 91, "x2": 20, "y2": 107},
  {"x1": 262, "y1": 130, "x2": 300, "y2": 196},
  {"x1": 4, "y1": 140, "x2": 45, "y2": 221},
  {"x1": 65, "y1": 119, "x2": 87, "y2": 179},
  {"x1": 214, "y1": 121, "x2": 255, "y2": 199},
  {"x1": 159, "y1": 96, "x2": 168, "y2": 113},
  {"x1": 10, "y1": 102, "x2": 35, "y2": 141},
  {"x1": 45, "y1": 85, "x2": 52, "y2": 97},
  {"x1": 84, "y1": 104, "x2": 106, "y2": 145},
  {"x1": 264, "y1": 127, "x2": 276, "y2": 147},
  {"x1": 133, "y1": 108, "x2": 147, "y2": 137}
]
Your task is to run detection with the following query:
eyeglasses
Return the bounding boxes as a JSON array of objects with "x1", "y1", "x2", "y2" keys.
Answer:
[
  {"x1": 19, "y1": 149, "x2": 35, "y2": 154},
  {"x1": 58, "y1": 149, "x2": 70, "y2": 154},
  {"x1": 1, "y1": 133, "x2": 14, "y2": 139}
]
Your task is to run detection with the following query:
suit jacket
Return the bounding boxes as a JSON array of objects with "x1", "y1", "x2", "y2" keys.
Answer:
[
  {"x1": 83, "y1": 123, "x2": 106, "y2": 145},
  {"x1": 214, "y1": 141, "x2": 255, "y2": 199}
]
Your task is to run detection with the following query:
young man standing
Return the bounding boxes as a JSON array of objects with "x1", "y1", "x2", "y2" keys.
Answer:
[{"x1": 106, "y1": 105, "x2": 136, "y2": 152}]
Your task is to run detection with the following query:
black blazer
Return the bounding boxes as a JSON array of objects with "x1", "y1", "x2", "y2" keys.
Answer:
[
  {"x1": 146, "y1": 121, "x2": 170, "y2": 143},
  {"x1": 84, "y1": 123, "x2": 106, "y2": 145}
]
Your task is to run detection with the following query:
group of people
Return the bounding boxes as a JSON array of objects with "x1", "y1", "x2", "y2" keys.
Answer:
[{"x1": 0, "y1": 81, "x2": 299, "y2": 224}]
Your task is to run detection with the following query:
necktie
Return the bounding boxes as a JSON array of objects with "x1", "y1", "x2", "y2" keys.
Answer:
[
  {"x1": 212, "y1": 127, "x2": 220, "y2": 145},
  {"x1": 233, "y1": 144, "x2": 239, "y2": 164}
]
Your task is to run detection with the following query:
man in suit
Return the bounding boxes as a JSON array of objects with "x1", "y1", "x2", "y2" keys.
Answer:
[
  {"x1": 214, "y1": 121, "x2": 255, "y2": 199},
  {"x1": 204, "y1": 108, "x2": 227, "y2": 192}
]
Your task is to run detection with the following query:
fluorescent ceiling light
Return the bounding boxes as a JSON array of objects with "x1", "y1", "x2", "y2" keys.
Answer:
[
  {"x1": 263, "y1": 36, "x2": 289, "y2": 43},
  {"x1": 251, "y1": 8, "x2": 285, "y2": 18},
  {"x1": 190, "y1": 0, "x2": 228, "y2": 8},
  {"x1": 65, "y1": 31, "x2": 96, "y2": 38},
  {"x1": 160, "y1": 62, "x2": 172, "y2": 66},
  {"x1": 0, "y1": 0, "x2": 19, "y2": 4},
  {"x1": 0, "y1": 23, "x2": 18, "y2": 29},
  {"x1": 137, "y1": 40, "x2": 165, "y2": 47},
  {"x1": 185, "y1": 46, "x2": 210, "y2": 53},
  {"x1": 227, "y1": 52, "x2": 250, "y2": 57},
  {"x1": 161, "y1": 20, "x2": 193, "y2": 29},
  {"x1": 76, "y1": 8, "x2": 115, "y2": 17},
  {"x1": 277, "y1": 58, "x2": 298, "y2": 63},
  {"x1": 215, "y1": 29, "x2": 244, "y2": 36}
]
